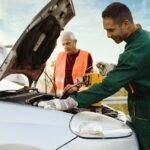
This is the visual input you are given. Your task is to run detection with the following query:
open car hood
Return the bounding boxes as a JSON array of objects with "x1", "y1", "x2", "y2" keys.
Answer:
[{"x1": 0, "y1": 0, "x2": 75, "y2": 86}]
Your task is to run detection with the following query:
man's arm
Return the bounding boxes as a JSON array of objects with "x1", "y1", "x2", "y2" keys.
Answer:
[{"x1": 71, "y1": 51, "x2": 139, "y2": 107}]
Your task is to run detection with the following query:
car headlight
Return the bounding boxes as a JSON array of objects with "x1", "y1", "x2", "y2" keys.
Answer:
[{"x1": 70, "y1": 111, "x2": 132, "y2": 138}]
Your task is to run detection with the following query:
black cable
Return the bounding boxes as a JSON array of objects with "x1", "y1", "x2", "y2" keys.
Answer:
[{"x1": 44, "y1": 71, "x2": 57, "y2": 97}]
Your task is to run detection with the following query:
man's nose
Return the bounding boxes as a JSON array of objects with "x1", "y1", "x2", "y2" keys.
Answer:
[{"x1": 107, "y1": 31, "x2": 112, "y2": 38}]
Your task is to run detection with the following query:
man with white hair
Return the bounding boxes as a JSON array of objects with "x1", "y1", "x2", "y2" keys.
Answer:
[{"x1": 50, "y1": 31, "x2": 93, "y2": 97}]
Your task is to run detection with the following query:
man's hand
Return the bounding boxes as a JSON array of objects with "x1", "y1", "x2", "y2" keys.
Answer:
[
  {"x1": 63, "y1": 84, "x2": 81, "y2": 95},
  {"x1": 38, "y1": 97, "x2": 78, "y2": 111}
]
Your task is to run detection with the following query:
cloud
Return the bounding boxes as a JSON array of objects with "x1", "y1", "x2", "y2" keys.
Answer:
[
  {"x1": 0, "y1": 0, "x2": 150, "y2": 64},
  {"x1": 58, "y1": 0, "x2": 150, "y2": 64},
  {"x1": 0, "y1": 0, "x2": 49, "y2": 44},
  {"x1": 0, "y1": 30, "x2": 8, "y2": 45}
]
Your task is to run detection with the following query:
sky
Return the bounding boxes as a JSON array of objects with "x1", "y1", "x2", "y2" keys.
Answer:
[{"x1": 0, "y1": 0, "x2": 150, "y2": 65}]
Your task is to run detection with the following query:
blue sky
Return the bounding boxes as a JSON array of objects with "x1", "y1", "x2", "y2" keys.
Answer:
[{"x1": 0, "y1": 0, "x2": 150, "y2": 65}]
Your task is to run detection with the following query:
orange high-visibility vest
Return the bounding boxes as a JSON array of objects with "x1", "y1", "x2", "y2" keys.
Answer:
[{"x1": 54, "y1": 50, "x2": 89, "y2": 97}]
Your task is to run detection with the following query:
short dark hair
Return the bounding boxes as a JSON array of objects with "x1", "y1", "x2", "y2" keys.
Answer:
[{"x1": 102, "y1": 2, "x2": 133, "y2": 24}]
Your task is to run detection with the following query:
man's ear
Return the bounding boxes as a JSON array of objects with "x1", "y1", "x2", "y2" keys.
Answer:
[{"x1": 123, "y1": 20, "x2": 130, "y2": 28}]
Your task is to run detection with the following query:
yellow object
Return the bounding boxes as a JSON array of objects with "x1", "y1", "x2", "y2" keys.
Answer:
[
  {"x1": 83, "y1": 71, "x2": 104, "y2": 107},
  {"x1": 83, "y1": 72, "x2": 103, "y2": 86},
  {"x1": 92, "y1": 101, "x2": 102, "y2": 107}
]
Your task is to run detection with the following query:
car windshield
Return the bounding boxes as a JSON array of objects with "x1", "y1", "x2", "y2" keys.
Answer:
[{"x1": 0, "y1": 46, "x2": 8, "y2": 66}]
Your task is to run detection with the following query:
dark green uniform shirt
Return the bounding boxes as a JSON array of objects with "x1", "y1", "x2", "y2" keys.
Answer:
[
  {"x1": 71, "y1": 26, "x2": 150, "y2": 150},
  {"x1": 72, "y1": 27, "x2": 150, "y2": 108}
]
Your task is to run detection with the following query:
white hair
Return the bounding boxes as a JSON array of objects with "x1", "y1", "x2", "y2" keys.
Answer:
[{"x1": 60, "y1": 31, "x2": 77, "y2": 40}]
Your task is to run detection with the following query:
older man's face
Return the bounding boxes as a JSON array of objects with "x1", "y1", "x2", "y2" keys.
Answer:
[
  {"x1": 61, "y1": 37, "x2": 77, "y2": 54},
  {"x1": 103, "y1": 17, "x2": 129, "y2": 43}
]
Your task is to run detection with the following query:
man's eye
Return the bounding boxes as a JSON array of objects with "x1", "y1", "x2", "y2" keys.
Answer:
[
  {"x1": 108, "y1": 29, "x2": 114, "y2": 32},
  {"x1": 63, "y1": 42, "x2": 70, "y2": 46}
]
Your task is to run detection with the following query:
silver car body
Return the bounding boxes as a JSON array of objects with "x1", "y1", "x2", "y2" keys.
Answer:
[{"x1": 0, "y1": 100, "x2": 139, "y2": 150}]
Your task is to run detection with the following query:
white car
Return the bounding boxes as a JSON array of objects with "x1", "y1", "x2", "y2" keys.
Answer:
[{"x1": 0, "y1": 0, "x2": 139, "y2": 149}]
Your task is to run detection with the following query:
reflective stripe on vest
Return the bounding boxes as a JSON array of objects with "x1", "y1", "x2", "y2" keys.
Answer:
[
  {"x1": 56, "y1": 89, "x2": 64, "y2": 97},
  {"x1": 54, "y1": 50, "x2": 89, "y2": 96}
]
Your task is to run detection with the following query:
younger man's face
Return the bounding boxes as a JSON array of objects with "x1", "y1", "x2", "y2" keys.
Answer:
[{"x1": 103, "y1": 17, "x2": 129, "y2": 43}]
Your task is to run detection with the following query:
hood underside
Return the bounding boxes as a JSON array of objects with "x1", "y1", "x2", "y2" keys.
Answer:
[{"x1": 0, "y1": 0, "x2": 75, "y2": 86}]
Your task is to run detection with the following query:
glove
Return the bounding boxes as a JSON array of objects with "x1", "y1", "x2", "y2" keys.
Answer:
[
  {"x1": 62, "y1": 84, "x2": 82, "y2": 98},
  {"x1": 38, "y1": 97, "x2": 78, "y2": 111}
]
